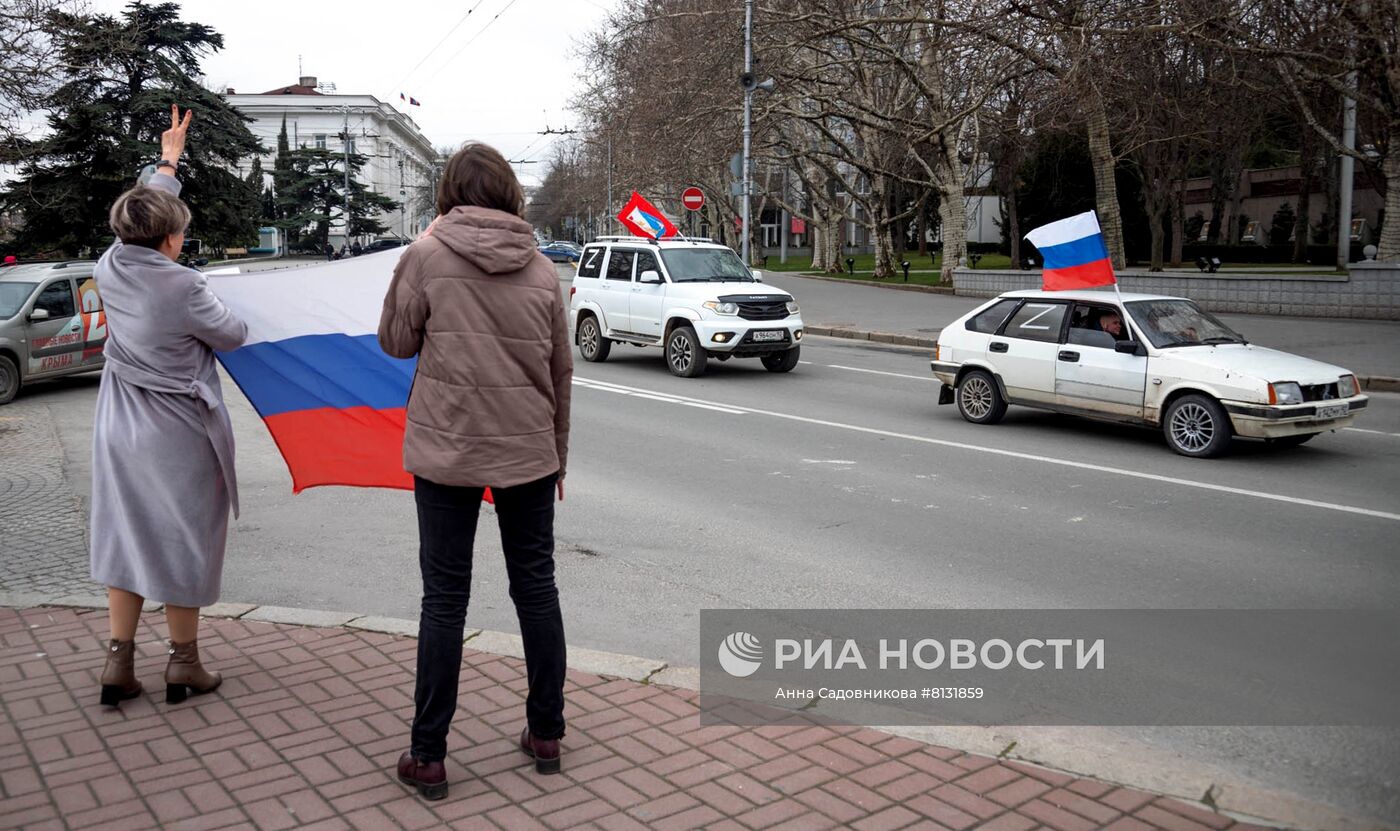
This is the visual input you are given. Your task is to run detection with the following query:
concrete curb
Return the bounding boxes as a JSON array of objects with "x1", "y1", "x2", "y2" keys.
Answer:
[
  {"x1": 1361, "y1": 375, "x2": 1400, "y2": 393},
  {"x1": 804, "y1": 326, "x2": 938, "y2": 349},
  {"x1": 779, "y1": 270, "x2": 956, "y2": 294},
  {"x1": 7, "y1": 593, "x2": 1387, "y2": 830}
]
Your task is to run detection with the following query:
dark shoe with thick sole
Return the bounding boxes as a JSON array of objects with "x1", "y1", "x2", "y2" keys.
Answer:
[
  {"x1": 397, "y1": 751, "x2": 448, "y2": 800},
  {"x1": 519, "y1": 727, "x2": 561, "y2": 774},
  {"x1": 99, "y1": 639, "x2": 143, "y2": 708}
]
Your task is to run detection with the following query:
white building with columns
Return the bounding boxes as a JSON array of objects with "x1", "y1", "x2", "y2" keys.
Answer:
[{"x1": 224, "y1": 77, "x2": 441, "y2": 248}]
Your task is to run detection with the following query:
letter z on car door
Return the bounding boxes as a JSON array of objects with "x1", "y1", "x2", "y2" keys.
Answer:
[{"x1": 990, "y1": 300, "x2": 1068, "y2": 404}]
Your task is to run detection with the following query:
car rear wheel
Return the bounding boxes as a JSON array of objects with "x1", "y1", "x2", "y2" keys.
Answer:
[
  {"x1": 577, "y1": 315, "x2": 611, "y2": 362},
  {"x1": 761, "y1": 346, "x2": 800, "y2": 373},
  {"x1": 666, "y1": 326, "x2": 707, "y2": 377},
  {"x1": 0, "y1": 354, "x2": 18, "y2": 405},
  {"x1": 1163, "y1": 394, "x2": 1232, "y2": 458},
  {"x1": 956, "y1": 369, "x2": 1007, "y2": 424}
]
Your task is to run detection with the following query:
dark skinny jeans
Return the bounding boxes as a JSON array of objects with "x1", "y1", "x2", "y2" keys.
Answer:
[{"x1": 410, "y1": 473, "x2": 566, "y2": 763}]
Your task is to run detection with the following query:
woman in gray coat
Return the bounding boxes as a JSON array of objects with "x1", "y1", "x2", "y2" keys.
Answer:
[{"x1": 90, "y1": 105, "x2": 248, "y2": 707}]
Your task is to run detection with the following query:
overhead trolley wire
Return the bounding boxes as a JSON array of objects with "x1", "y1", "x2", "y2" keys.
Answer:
[{"x1": 387, "y1": 0, "x2": 492, "y2": 97}]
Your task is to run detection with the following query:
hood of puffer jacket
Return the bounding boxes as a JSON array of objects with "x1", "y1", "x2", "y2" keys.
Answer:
[{"x1": 430, "y1": 205, "x2": 539, "y2": 274}]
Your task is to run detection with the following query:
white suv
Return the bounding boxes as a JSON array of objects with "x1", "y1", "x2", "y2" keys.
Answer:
[{"x1": 569, "y1": 236, "x2": 804, "y2": 377}]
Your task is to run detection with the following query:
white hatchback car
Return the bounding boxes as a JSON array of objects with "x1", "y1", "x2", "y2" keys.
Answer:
[
  {"x1": 569, "y1": 236, "x2": 804, "y2": 377},
  {"x1": 931, "y1": 290, "x2": 1368, "y2": 457}
]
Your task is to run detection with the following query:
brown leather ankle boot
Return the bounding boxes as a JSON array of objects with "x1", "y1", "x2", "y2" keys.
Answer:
[
  {"x1": 99, "y1": 639, "x2": 142, "y2": 707},
  {"x1": 164, "y1": 639, "x2": 222, "y2": 704}
]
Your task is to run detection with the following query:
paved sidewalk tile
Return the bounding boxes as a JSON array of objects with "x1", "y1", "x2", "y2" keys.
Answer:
[
  {"x1": 0, "y1": 399, "x2": 101, "y2": 597},
  {"x1": 0, "y1": 606, "x2": 1270, "y2": 831}
]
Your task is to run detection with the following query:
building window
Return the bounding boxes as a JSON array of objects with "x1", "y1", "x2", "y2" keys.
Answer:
[{"x1": 314, "y1": 134, "x2": 327, "y2": 150}]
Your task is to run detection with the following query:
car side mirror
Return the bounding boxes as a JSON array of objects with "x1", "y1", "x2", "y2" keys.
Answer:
[
  {"x1": 639, "y1": 269, "x2": 663, "y2": 284},
  {"x1": 1115, "y1": 340, "x2": 1146, "y2": 356},
  {"x1": 751, "y1": 270, "x2": 763, "y2": 282},
  {"x1": 27, "y1": 308, "x2": 50, "y2": 322}
]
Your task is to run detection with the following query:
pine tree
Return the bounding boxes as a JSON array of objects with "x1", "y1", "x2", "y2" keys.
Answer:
[
  {"x1": 275, "y1": 147, "x2": 398, "y2": 252},
  {"x1": 0, "y1": 2, "x2": 263, "y2": 255}
]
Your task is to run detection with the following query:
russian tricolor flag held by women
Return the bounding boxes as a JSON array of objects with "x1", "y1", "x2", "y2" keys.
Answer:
[
  {"x1": 1024, "y1": 211, "x2": 1116, "y2": 291},
  {"x1": 210, "y1": 253, "x2": 417, "y2": 492}
]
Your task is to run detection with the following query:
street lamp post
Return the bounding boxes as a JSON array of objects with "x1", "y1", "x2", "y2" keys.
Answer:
[{"x1": 741, "y1": 0, "x2": 753, "y2": 265}]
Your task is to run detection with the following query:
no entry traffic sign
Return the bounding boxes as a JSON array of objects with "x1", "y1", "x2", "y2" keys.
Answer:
[{"x1": 682, "y1": 187, "x2": 705, "y2": 211}]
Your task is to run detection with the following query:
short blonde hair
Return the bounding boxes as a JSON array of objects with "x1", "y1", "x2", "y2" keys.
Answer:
[{"x1": 109, "y1": 185, "x2": 190, "y2": 249}]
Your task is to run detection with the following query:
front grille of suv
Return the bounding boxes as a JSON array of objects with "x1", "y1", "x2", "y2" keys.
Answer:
[{"x1": 736, "y1": 301, "x2": 789, "y2": 321}]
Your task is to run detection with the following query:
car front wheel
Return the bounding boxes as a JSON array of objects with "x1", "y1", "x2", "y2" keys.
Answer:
[
  {"x1": 956, "y1": 369, "x2": 1007, "y2": 424},
  {"x1": 665, "y1": 326, "x2": 707, "y2": 377},
  {"x1": 577, "y1": 315, "x2": 611, "y2": 362},
  {"x1": 761, "y1": 346, "x2": 800, "y2": 373},
  {"x1": 0, "y1": 353, "x2": 18, "y2": 405},
  {"x1": 1163, "y1": 394, "x2": 1232, "y2": 458}
]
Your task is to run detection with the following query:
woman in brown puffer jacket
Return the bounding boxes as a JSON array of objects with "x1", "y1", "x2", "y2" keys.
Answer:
[{"x1": 379, "y1": 142, "x2": 573, "y2": 801}]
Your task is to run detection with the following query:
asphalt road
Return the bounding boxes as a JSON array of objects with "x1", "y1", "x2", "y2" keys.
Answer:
[{"x1": 31, "y1": 265, "x2": 1400, "y2": 825}]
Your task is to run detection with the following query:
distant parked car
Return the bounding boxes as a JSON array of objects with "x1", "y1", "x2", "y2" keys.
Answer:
[
  {"x1": 0, "y1": 261, "x2": 104, "y2": 405},
  {"x1": 539, "y1": 241, "x2": 581, "y2": 263},
  {"x1": 362, "y1": 238, "x2": 408, "y2": 254},
  {"x1": 931, "y1": 290, "x2": 1368, "y2": 457}
]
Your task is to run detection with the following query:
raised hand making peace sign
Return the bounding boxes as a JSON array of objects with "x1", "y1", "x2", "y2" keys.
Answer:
[{"x1": 159, "y1": 104, "x2": 193, "y2": 169}]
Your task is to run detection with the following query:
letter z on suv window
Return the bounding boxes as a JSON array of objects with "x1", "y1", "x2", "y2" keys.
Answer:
[{"x1": 578, "y1": 247, "x2": 605, "y2": 279}]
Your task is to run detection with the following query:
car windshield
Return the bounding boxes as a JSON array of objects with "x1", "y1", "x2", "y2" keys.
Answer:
[
  {"x1": 1126, "y1": 299, "x2": 1246, "y2": 348},
  {"x1": 0, "y1": 282, "x2": 37, "y2": 319},
  {"x1": 660, "y1": 248, "x2": 754, "y2": 282}
]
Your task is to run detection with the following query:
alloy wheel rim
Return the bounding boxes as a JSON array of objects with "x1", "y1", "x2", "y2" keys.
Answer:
[
  {"x1": 962, "y1": 377, "x2": 992, "y2": 419},
  {"x1": 1171, "y1": 403, "x2": 1214, "y2": 452},
  {"x1": 669, "y1": 334, "x2": 692, "y2": 372},
  {"x1": 581, "y1": 321, "x2": 598, "y2": 356}
]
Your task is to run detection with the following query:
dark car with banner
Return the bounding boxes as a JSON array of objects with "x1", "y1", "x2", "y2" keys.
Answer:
[{"x1": 0, "y1": 261, "x2": 106, "y2": 404}]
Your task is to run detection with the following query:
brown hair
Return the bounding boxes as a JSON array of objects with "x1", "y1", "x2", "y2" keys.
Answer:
[
  {"x1": 436, "y1": 142, "x2": 525, "y2": 218},
  {"x1": 109, "y1": 185, "x2": 190, "y2": 249}
]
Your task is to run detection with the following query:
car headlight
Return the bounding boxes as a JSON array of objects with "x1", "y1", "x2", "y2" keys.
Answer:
[
  {"x1": 703, "y1": 301, "x2": 739, "y2": 315},
  {"x1": 1339, "y1": 374, "x2": 1360, "y2": 397},
  {"x1": 1270, "y1": 382, "x2": 1304, "y2": 405},
  {"x1": 785, "y1": 300, "x2": 799, "y2": 314}
]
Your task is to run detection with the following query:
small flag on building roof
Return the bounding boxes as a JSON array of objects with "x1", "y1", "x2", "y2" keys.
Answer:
[
  {"x1": 409, "y1": 97, "x2": 420, "y2": 106},
  {"x1": 1024, "y1": 211, "x2": 1116, "y2": 291}
]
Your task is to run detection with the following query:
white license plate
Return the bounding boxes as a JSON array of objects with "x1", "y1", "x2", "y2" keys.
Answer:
[
  {"x1": 1315, "y1": 403, "x2": 1349, "y2": 420},
  {"x1": 752, "y1": 330, "x2": 786, "y2": 342}
]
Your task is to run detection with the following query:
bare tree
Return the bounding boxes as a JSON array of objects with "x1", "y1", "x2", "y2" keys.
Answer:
[{"x1": 0, "y1": 0, "x2": 84, "y2": 145}]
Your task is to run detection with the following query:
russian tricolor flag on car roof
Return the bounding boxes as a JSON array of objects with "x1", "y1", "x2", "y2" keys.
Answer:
[
  {"x1": 208, "y1": 252, "x2": 416, "y2": 492},
  {"x1": 1024, "y1": 211, "x2": 1117, "y2": 291}
]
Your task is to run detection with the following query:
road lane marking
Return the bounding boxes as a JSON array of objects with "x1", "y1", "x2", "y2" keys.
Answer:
[
  {"x1": 574, "y1": 375, "x2": 1400, "y2": 523},
  {"x1": 1345, "y1": 427, "x2": 1400, "y2": 438},
  {"x1": 827, "y1": 364, "x2": 935, "y2": 382},
  {"x1": 681, "y1": 401, "x2": 747, "y2": 414}
]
